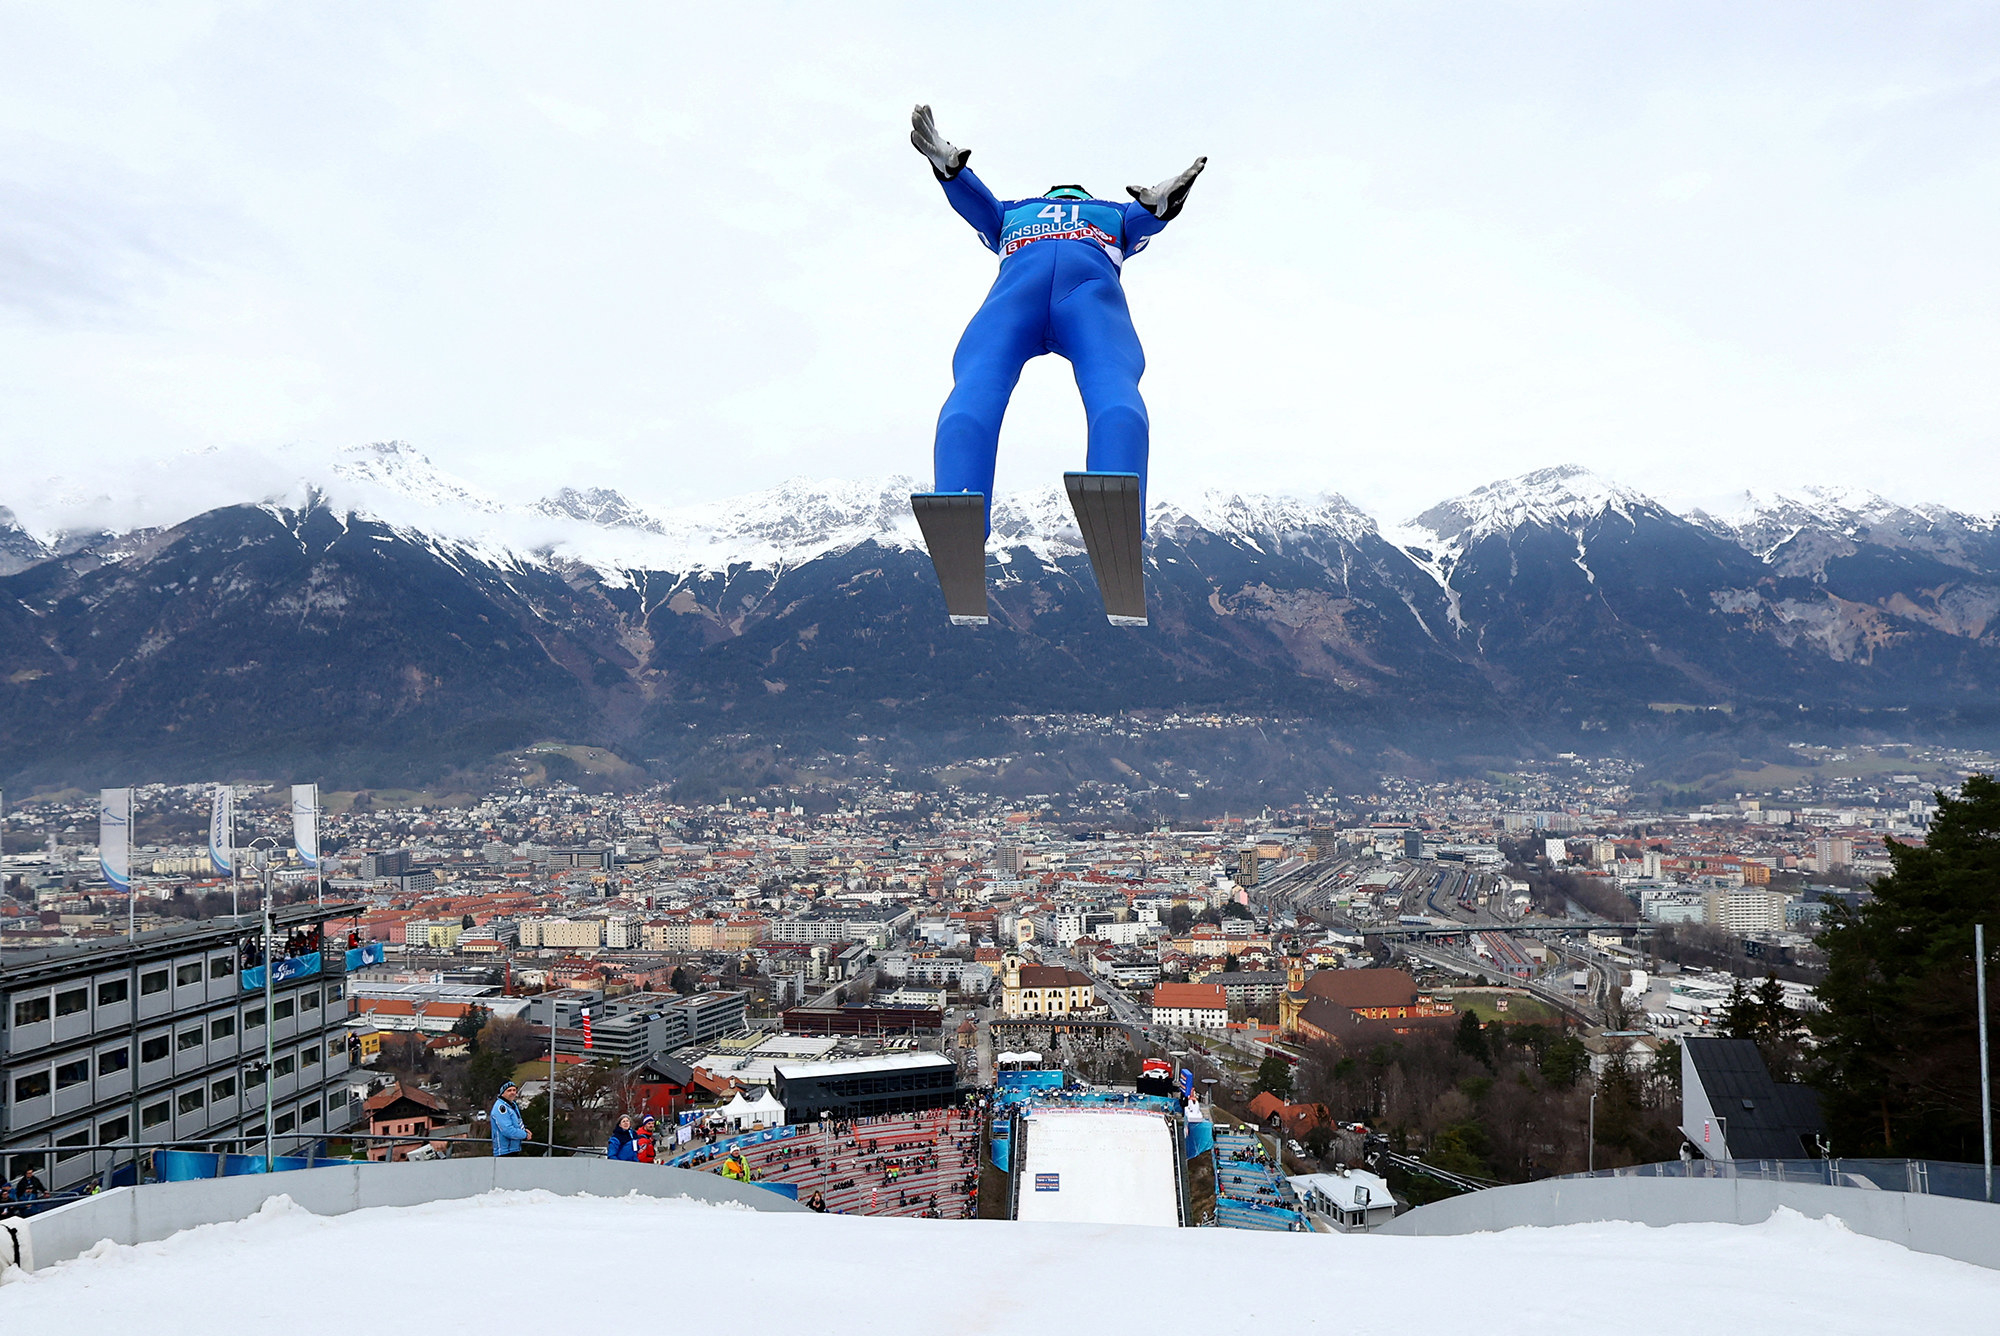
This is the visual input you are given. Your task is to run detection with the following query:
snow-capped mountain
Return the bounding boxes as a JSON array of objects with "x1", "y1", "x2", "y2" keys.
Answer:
[
  {"x1": 1693, "y1": 485, "x2": 2000, "y2": 576},
  {"x1": 7, "y1": 453, "x2": 2000, "y2": 789},
  {"x1": 1391, "y1": 464, "x2": 1670, "y2": 560}
]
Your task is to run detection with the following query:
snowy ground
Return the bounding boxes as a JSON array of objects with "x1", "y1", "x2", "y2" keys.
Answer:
[
  {"x1": 5, "y1": 1192, "x2": 1998, "y2": 1335},
  {"x1": 1014, "y1": 1108, "x2": 1181, "y2": 1227}
]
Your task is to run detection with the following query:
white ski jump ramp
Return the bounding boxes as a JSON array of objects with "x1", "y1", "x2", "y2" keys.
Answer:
[{"x1": 1015, "y1": 1108, "x2": 1180, "y2": 1228}]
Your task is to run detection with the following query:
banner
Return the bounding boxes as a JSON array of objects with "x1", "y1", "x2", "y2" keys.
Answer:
[
  {"x1": 209, "y1": 785, "x2": 234, "y2": 876},
  {"x1": 241, "y1": 951, "x2": 322, "y2": 992},
  {"x1": 99, "y1": 787, "x2": 132, "y2": 893},
  {"x1": 291, "y1": 783, "x2": 319, "y2": 867}
]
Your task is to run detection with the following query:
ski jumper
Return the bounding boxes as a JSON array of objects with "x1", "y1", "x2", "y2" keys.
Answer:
[{"x1": 932, "y1": 168, "x2": 1172, "y2": 517}]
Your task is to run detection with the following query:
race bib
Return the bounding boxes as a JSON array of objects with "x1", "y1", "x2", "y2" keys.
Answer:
[{"x1": 998, "y1": 199, "x2": 1126, "y2": 261}]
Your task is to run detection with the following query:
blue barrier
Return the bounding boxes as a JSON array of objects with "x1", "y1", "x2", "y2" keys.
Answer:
[
  {"x1": 153, "y1": 1151, "x2": 220, "y2": 1182},
  {"x1": 241, "y1": 951, "x2": 322, "y2": 992},
  {"x1": 154, "y1": 1149, "x2": 330, "y2": 1180},
  {"x1": 1184, "y1": 1121, "x2": 1214, "y2": 1159},
  {"x1": 757, "y1": 1181, "x2": 800, "y2": 1201},
  {"x1": 661, "y1": 1123, "x2": 800, "y2": 1170}
]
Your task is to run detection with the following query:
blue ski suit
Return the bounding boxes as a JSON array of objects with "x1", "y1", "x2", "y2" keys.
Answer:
[{"x1": 932, "y1": 169, "x2": 1173, "y2": 512}]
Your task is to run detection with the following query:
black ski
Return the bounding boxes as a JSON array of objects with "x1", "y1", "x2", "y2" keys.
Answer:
[
  {"x1": 1063, "y1": 471, "x2": 1146, "y2": 625},
  {"x1": 910, "y1": 492, "x2": 989, "y2": 625}
]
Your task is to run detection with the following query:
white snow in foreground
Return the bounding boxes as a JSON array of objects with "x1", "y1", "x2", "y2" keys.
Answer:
[
  {"x1": 4, "y1": 1191, "x2": 1997, "y2": 1336},
  {"x1": 1014, "y1": 1108, "x2": 1181, "y2": 1228}
]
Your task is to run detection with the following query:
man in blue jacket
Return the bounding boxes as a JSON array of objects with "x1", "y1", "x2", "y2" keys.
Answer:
[
  {"x1": 490, "y1": 1079, "x2": 529, "y2": 1157},
  {"x1": 911, "y1": 104, "x2": 1203, "y2": 525}
]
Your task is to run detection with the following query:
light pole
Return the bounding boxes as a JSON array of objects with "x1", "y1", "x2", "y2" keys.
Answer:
[
  {"x1": 1587, "y1": 1092, "x2": 1598, "y2": 1173},
  {"x1": 247, "y1": 836, "x2": 278, "y2": 1171},
  {"x1": 1978, "y1": 923, "x2": 1992, "y2": 1204}
]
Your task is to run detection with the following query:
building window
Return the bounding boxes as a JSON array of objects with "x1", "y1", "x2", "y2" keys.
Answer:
[
  {"x1": 301, "y1": 1045, "x2": 320, "y2": 1068},
  {"x1": 272, "y1": 998, "x2": 294, "y2": 1022},
  {"x1": 245, "y1": 1066, "x2": 266, "y2": 1089},
  {"x1": 274, "y1": 1112, "x2": 296, "y2": 1134},
  {"x1": 13, "y1": 995, "x2": 50, "y2": 1026},
  {"x1": 326, "y1": 984, "x2": 344, "y2": 1003},
  {"x1": 141, "y1": 970, "x2": 169, "y2": 996},
  {"x1": 99, "y1": 1048, "x2": 130, "y2": 1076},
  {"x1": 178, "y1": 1027, "x2": 204, "y2": 1052},
  {"x1": 55, "y1": 1059, "x2": 89, "y2": 1090},
  {"x1": 56, "y1": 1129, "x2": 91, "y2": 1161},
  {"x1": 210, "y1": 955, "x2": 234, "y2": 979},
  {"x1": 141, "y1": 1035, "x2": 171, "y2": 1063},
  {"x1": 300, "y1": 990, "x2": 319, "y2": 1012},
  {"x1": 99, "y1": 1115, "x2": 130, "y2": 1142},
  {"x1": 211, "y1": 1076, "x2": 236, "y2": 1101},
  {"x1": 98, "y1": 978, "x2": 129, "y2": 1006},
  {"x1": 177, "y1": 1089, "x2": 205, "y2": 1115},
  {"x1": 273, "y1": 1055, "x2": 295, "y2": 1077},
  {"x1": 211, "y1": 1016, "x2": 236, "y2": 1040},
  {"x1": 245, "y1": 1006, "x2": 265, "y2": 1028},
  {"x1": 176, "y1": 963, "x2": 204, "y2": 987},
  {"x1": 140, "y1": 1100, "x2": 170, "y2": 1129},
  {"x1": 301, "y1": 1100, "x2": 321, "y2": 1124},
  {"x1": 13, "y1": 1070, "x2": 51, "y2": 1101},
  {"x1": 55, "y1": 987, "x2": 89, "y2": 1017}
]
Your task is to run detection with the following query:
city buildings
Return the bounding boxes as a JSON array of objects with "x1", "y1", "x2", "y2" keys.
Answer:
[{"x1": 2, "y1": 906, "x2": 358, "y2": 1192}]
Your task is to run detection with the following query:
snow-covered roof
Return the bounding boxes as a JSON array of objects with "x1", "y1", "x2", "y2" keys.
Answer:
[
  {"x1": 770, "y1": 1052, "x2": 955, "y2": 1080},
  {"x1": 1290, "y1": 1169, "x2": 1393, "y2": 1213}
]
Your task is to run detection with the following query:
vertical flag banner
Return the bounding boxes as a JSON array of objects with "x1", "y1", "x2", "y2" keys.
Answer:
[
  {"x1": 209, "y1": 785, "x2": 235, "y2": 876},
  {"x1": 99, "y1": 787, "x2": 133, "y2": 893},
  {"x1": 292, "y1": 783, "x2": 319, "y2": 867}
]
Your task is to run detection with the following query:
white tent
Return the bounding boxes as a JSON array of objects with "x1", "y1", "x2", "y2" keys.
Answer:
[{"x1": 717, "y1": 1088, "x2": 786, "y2": 1129}]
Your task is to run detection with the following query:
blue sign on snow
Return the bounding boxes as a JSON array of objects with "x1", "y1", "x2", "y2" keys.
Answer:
[{"x1": 1035, "y1": 1173, "x2": 1060, "y2": 1191}]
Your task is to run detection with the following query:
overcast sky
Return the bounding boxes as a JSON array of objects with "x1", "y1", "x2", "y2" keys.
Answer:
[{"x1": 5, "y1": 2, "x2": 2000, "y2": 534}]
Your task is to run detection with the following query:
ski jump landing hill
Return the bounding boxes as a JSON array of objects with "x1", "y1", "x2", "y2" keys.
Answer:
[
  {"x1": 1014, "y1": 1107, "x2": 1182, "y2": 1228},
  {"x1": 994, "y1": 1073, "x2": 1191, "y2": 1228}
]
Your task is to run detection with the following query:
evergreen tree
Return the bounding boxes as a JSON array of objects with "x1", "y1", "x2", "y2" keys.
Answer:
[
  {"x1": 1810, "y1": 774, "x2": 2000, "y2": 1158},
  {"x1": 1455, "y1": 1010, "x2": 1492, "y2": 1068},
  {"x1": 1255, "y1": 1052, "x2": 1293, "y2": 1100}
]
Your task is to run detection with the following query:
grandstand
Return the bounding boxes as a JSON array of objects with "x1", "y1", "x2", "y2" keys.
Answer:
[
  {"x1": 1212, "y1": 1128, "x2": 1306, "y2": 1232},
  {"x1": 674, "y1": 1109, "x2": 982, "y2": 1218}
]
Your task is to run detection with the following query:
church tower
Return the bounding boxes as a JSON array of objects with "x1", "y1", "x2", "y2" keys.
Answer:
[{"x1": 1279, "y1": 955, "x2": 1308, "y2": 1034}]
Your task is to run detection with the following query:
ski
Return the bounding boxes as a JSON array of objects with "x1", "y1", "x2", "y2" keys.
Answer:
[
  {"x1": 1063, "y1": 471, "x2": 1147, "y2": 625},
  {"x1": 910, "y1": 492, "x2": 989, "y2": 625}
]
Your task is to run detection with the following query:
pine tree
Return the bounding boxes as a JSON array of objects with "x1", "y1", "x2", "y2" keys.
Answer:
[
  {"x1": 1455, "y1": 1010, "x2": 1492, "y2": 1068},
  {"x1": 1810, "y1": 774, "x2": 2000, "y2": 1158}
]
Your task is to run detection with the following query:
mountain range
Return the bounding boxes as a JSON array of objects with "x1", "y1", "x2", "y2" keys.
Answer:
[{"x1": 4, "y1": 442, "x2": 1998, "y2": 796}]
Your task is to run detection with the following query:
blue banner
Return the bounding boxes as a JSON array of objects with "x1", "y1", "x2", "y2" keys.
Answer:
[
  {"x1": 345, "y1": 943, "x2": 384, "y2": 970},
  {"x1": 241, "y1": 951, "x2": 322, "y2": 992}
]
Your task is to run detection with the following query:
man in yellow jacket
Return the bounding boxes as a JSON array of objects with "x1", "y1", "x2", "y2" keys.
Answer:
[{"x1": 720, "y1": 1150, "x2": 748, "y2": 1181}]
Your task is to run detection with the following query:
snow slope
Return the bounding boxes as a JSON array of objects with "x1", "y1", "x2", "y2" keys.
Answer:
[
  {"x1": 1014, "y1": 1109, "x2": 1181, "y2": 1228},
  {"x1": 4, "y1": 1191, "x2": 1996, "y2": 1336}
]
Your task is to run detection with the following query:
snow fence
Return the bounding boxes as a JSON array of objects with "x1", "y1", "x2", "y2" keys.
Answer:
[
  {"x1": 0, "y1": 1155, "x2": 804, "y2": 1276},
  {"x1": 1378, "y1": 1173, "x2": 2000, "y2": 1271}
]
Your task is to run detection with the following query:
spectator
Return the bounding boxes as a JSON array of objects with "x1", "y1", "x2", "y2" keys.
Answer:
[
  {"x1": 608, "y1": 1115, "x2": 640, "y2": 1162},
  {"x1": 490, "y1": 1080, "x2": 529, "y2": 1156},
  {"x1": 636, "y1": 1116, "x2": 658, "y2": 1164}
]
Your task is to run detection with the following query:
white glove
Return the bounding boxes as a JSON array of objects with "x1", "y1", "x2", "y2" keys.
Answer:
[
  {"x1": 1127, "y1": 156, "x2": 1207, "y2": 221},
  {"x1": 911, "y1": 104, "x2": 970, "y2": 181}
]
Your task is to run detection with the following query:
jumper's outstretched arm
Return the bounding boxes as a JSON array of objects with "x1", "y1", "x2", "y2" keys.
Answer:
[
  {"x1": 910, "y1": 104, "x2": 969, "y2": 181},
  {"x1": 1127, "y1": 156, "x2": 1207, "y2": 222}
]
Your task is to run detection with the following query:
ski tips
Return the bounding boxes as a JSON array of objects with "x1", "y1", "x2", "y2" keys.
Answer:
[
  {"x1": 1063, "y1": 472, "x2": 1147, "y2": 625},
  {"x1": 911, "y1": 491, "x2": 989, "y2": 625}
]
